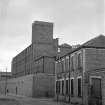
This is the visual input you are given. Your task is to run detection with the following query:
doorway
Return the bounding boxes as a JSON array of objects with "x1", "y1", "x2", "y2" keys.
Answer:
[{"x1": 89, "y1": 78, "x2": 102, "y2": 105}]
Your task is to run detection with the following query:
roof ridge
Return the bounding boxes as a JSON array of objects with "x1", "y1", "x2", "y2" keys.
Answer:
[{"x1": 82, "y1": 34, "x2": 105, "y2": 46}]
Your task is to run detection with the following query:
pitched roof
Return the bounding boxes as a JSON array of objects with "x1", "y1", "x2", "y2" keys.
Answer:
[
  {"x1": 59, "y1": 43, "x2": 72, "y2": 48},
  {"x1": 58, "y1": 34, "x2": 105, "y2": 59},
  {"x1": 83, "y1": 35, "x2": 105, "y2": 47}
]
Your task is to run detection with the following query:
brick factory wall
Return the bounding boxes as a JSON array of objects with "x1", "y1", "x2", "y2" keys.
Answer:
[
  {"x1": 32, "y1": 21, "x2": 53, "y2": 44},
  {"x1": 32, "y1": 73, "x2": 55, "y2": 97},
  {"x1": 12, "y1": 45, "x2": 33, "y2": 78},
  {"x1": 44, "y1": 57, "x2": 55, "y2": 74}
]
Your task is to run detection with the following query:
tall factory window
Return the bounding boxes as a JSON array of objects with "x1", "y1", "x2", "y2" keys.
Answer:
[
  {"x1": 62, "y1": 80, "x2": 64, "y2": 95},
  {"x1": 71, "y1": 79, "x2": 74, "y2": 96},
  {"x1": 71, "y1": 56, "x2": 74, "y2": 71},
  {"x1": 61, "y1": 59, "x2": 65, "y2": 72},
  {"x1": 78, "y1": 78, "x2": 82, "y2": 97},
  {"x1": 56, "y1": 81, "x2": 60, "y2": 94},
  {"x1": 78, "y1": 53, "x2": 82, "y2": 69},
  {"x1": 66, "y1": 79, "x2": 69, "y2": 95},
  {"x1": 66, "y1": 56, "x2": 69, "y2": 72}
]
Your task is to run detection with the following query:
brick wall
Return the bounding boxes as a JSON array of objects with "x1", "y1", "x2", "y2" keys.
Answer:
[
  {"x1": 102, "y1": 74, "x2": 105, "y2": 105},
  {"x1": 0, "y1": 75, "x2": 33, "y2": 97},
  {"x1": 86, "y1": 70, "x2": 105, "y2": 105},
  {"x1": 32, "y1": 21, "x2": 53, "y2": 44},
  {"x1": 32, "y1": 73, "x2": 55, "y2": 97},
  {"x1": 12, "y1": 45, "x2": 33, "y2": 77},
  {"x1": 0, "y1": 74, "x2": 55, "y2": 98},
  {"x1": 44, "y1": 57, "x2": 55, "y2": 74},
  {"x1": 85, "y1": 48, "x2": 105, "y2": 71}
]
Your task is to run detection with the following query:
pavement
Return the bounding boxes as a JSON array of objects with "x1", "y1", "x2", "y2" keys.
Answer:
[{"x1": 0, "y1": 94, "x2": 72, "y2": 105}]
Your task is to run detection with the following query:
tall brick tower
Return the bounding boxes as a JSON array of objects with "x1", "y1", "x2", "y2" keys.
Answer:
[
  {"x1": 12, "y1": 21, "x2": 58, "y2": 77},
  {"x1": 32, "y1": 21, "x2": 58, "y2": 59},
  {"x1": 32, "y1": 21, "x2": 53, "y2": 44}
]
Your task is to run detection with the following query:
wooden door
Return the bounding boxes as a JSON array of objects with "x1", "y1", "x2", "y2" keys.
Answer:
[{"x1": 90, "y1": 78, "x2": 102, "y2": 105}]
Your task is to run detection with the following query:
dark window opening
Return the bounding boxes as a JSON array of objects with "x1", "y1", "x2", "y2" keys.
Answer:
[
  {"x1": 66, "y1": 79, "x2": 69, "y2": 95},
  {"x1": 62, "y1": 80, "x2": 64, "y2": 95},
  {"x1": 78, "y1": 53, "x2": 82, "y2": 69},
  {"x1": 78, "y1": 78, "x2": 82, "y2": 97},
  {"x1": 56, "y1": 81, "x2": 60, "y2": 94},
  {"x1": 71, "y1": 56, "x2": 74, "y2": 71},
  {"x1": 71, "y1": 79, "x2": 74, "y2": 96}
]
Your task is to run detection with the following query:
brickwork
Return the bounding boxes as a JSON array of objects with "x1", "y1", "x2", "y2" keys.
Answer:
[
  {"x1": 44, "y1": 57, "x2": 55, "y2": 74},
  {"x1": 0, "y1": 75, "x2": 33, "y2": 96},
  {"x1": 33, "y1": 73, "x2": 55, "y2": 97},
  {"x1": 85, "y1": 69, "x2": 105, "y2": 105},
  {"x1": 55, "y1": 35, "x2": 105, "y2": 105},
  {"x1": 12, "y1": 21, "x2": 58, "y2": 78},
  {"x1": 85, "y1": 48, "x2": 105, "y2": 71},
  {"x1": 32, "y1": 21, "x2": 53, "y2": 44},
  {"x1": 0, "y1": 74, "x2": 55, "y2": 97},
  {"x1": 12, "y1": 44, "x2": 33, "y2": 77}
]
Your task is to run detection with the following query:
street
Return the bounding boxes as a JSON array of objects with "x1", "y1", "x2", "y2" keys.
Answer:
[{"x1": 0, "y1": 95, "x2": 70, "y2": 105}]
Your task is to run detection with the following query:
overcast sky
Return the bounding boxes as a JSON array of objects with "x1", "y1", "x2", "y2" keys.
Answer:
[{"x1": 0, "y1": 0, "x2": 104, "y2": 71}]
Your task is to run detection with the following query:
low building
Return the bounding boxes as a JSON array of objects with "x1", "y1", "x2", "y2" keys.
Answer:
[{"x1": 55, "y1": 35, "x2": 105, "y2": 105}]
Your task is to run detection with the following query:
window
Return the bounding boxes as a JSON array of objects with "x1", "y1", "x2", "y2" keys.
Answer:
[
  {"x1": 65, "y1": 56, "x2": 69, "y2": 72},
  {"x1": 61, "y1": 59, "x2": 65, "y2": 72},
  {"x1": 56, "y1": 81, "x2": 60, "y2": 94},
  {"x1": 62, "y1": 80, "x2": 64, "y2": 95},
  {"x1": 60, "y1": 80, "x2": 62, "y2": 94},
  {"x1": 78, "y1": 78, "x2": 82, "y2": 97},
  {"x1": 66, "y1": 79, "x2": 69, "y2": 95},
  {"x1": 71, "y1": 56, "x2": 74, "y2": 71},
  {"x1": 78, "y1": 53, "x2": 82, "y2": 69},
  {"x1": 59, "y1": 61, "x2": 63, "y2": 73},
  {"x1": 71, "y1": 79, "x2": 74, "y2": 96}
]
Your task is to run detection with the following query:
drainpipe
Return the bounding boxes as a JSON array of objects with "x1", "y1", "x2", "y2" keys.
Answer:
[
  {"x1": 43, "y1": 56, "x2": 44, "y2": 73},
  {"x1": 68, "y1": 55, "x2": 71, "y2": 103},
  {"x1": 5, "y1": 67, "x2": 7, "y2": 95}
]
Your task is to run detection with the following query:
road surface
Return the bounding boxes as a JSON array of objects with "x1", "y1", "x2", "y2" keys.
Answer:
[{"x1": 0, "y1": 95, "x2": 69, "y2": 105}]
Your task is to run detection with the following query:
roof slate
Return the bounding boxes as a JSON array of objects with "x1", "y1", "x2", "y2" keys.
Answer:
[{"x1": 83, "y1": 35, "x2": 105, "y2": 47}]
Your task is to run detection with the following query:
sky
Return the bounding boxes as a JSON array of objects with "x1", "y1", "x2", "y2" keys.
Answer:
[{"x1": 0, "y1": 0, "x2": 104, "y2": 71}]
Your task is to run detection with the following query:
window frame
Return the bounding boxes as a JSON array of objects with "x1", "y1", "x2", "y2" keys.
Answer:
[
  {"x1": 77, "y1": 52, "x2": 82, "y2": 69},
  {"x1": 77, "y1": 76, "x2": 82, "y2": 97},
  {"x1": 70, "y1": 77, "x2": 74, "y2": 97},
  {"x1": 66, "y1": 78, "x2": 69, "y2": 95},
  {"x1": 71, "y1": 55, "x2": 74, "y2": 71}
]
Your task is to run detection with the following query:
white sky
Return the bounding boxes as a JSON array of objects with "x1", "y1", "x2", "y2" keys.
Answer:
[{"x1": 0, "y1": 0, "x2": 104, "y2": 71}]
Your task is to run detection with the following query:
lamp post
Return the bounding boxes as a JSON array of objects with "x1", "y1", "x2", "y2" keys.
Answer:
[{"x1": 56, "y1": 46, "x2": 61, "y2": 102}]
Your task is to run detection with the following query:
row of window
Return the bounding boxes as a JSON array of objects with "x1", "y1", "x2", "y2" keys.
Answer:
[
  {"x1": 56, "y1": 77, "x2": 82, "y2": 97},
  {"x1": 56, "y1": 52, "x2": 83, "y2": 73}
]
